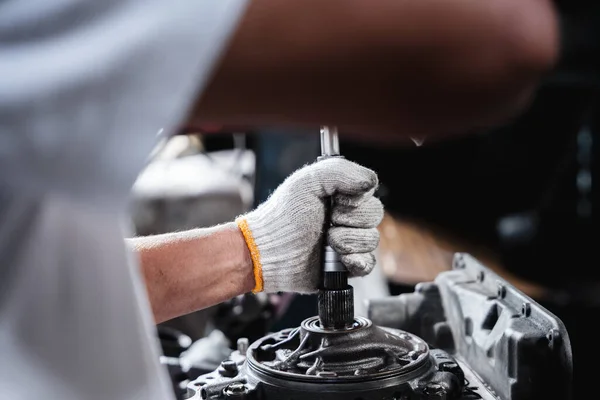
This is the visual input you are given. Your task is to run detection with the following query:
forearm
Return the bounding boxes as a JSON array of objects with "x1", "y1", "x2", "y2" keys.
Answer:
[
  {"x1": 128, "y1": 223, "x2": 254, "y2": 324},
  {"x1": 194, "y1": 0, "x2": 559, "y2": 140}
]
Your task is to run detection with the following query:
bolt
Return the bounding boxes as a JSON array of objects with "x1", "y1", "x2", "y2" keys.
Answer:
[
  {"x1": 224, "y1": 382, "x2": 248, "y2": 398},
  {"x1": 454, "y1": 257, "x2": 466, "y2": 269},
  {"x1": 497, "y1": 284, "x2": 506, "y2": 298},
  {"x1": 222, "y1": 360, "x2": 238, "y2": 372},
  {"x1": 219, "y1": 360, "x2": 239, "y2": 378},
  {"x1": 547, "y1": 329, "x2": 561, "y2": 348},
  {"x1": 521, "y1": 302, "x2": 531, "y2": 317},
  {"x1": 227, "y1": 383, "x2": 245, "y2": 393},
  {"x1": 477, "y1": 271, "x2": 485, "y2": 282},
  {"x1": 237, "y1": 338, "x2": 249, "y2": 355}
]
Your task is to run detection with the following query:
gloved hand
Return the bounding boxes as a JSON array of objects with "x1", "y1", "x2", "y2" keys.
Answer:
[{"x1": 236, "y1": 158, "x2": 384, "y2": 294}]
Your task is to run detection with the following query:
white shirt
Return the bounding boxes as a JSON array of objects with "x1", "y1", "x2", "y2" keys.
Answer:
[{"x1": 0, "y1": 1, "x2": 247, "y2": 398}]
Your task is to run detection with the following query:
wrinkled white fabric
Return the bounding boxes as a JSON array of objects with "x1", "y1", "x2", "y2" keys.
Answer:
[{"x1": 0, "y1": 1, "x2": 247, "y2": 399}]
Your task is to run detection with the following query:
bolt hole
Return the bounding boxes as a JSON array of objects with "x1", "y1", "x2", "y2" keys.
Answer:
[
  {"x1": 464, "y1": 317, "x2": 473, "y2": 337},
  {"x1": 497, "y1": 284, "x2": 506, "y2": 298},
  {"x1": 200, "y1": 388, "x2": 208, "y2": 399},
  {"x1": 205, "y1": 376, "x2": 214, "y2": 380},
  {"x1": 547, "y1": 329, "x2": 560, "y2": 347}
]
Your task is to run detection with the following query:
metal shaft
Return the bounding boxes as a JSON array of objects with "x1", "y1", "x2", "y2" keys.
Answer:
[
  {"x1": 317, "y1": 126, "x2": 354, "y2": 330},
  {"x1": 320, "y1": 126, "x2": 340, "y2": 157}
]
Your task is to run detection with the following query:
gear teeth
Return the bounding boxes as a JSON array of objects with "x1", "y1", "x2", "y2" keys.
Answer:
[{"x1": 318, "y1": 287, "x2": 354, "y2": 330}]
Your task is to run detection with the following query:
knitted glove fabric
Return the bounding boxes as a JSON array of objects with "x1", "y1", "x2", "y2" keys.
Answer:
[{"x1": 236, "y1": 158, "x2": 384, "y2": 294}]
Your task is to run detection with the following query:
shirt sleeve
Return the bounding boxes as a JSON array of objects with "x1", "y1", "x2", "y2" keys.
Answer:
[{"x1": 0, "y1": 0, "x2": 248, "y2": 199}]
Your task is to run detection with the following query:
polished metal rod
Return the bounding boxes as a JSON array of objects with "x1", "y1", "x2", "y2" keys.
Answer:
[{"x1": 320, "y1": 126, "x2": 340, "y2": 157}]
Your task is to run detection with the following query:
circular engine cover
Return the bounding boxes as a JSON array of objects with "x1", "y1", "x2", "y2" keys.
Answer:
[
  {"x1": 186, "y1": 317, "x2": 465, "y2": 400},
  {"x1": 248, "y1": 316, "x2": 430, "y2": 381}
]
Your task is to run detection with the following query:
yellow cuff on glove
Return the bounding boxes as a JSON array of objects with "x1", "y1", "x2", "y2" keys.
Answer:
[{"x1": 236, "y1": 217, "x2": 264, "y2": 293}]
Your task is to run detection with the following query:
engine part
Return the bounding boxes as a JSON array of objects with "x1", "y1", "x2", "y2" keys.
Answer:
[
  {"x1": 249, "y1": 316, "x2": 428, "y2": 379},
  {"x1": 367, "y1": 253, "x2": 572, "y2": 400},
  {"x1": 183, "y1": 253, "x2": 572, "y2": 400},
  {"x1": 184, "y1": 320, "x2": 468, "y2": 400}
]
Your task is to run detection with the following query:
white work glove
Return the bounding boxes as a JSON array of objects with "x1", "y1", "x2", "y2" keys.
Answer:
[{"x1": 236, "y1": 158, "x2": 384, "y2": 294}]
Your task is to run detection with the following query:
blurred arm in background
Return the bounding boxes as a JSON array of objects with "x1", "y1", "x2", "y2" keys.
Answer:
[{"x1": 193, "y1": 0, "x2": 559, "y2": 141}]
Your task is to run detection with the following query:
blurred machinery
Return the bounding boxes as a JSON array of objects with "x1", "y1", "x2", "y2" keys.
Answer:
[{"x1": 131, "y1": 134, "x2": 254, "y2": 237}]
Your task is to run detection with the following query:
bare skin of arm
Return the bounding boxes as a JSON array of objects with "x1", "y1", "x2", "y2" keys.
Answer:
[
  {"x1": 193, "y1": 0, "x2": 560, "y2": 141},
  {"x1": 127, "y1": 223, "x2": 253, "y2": 324}
]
